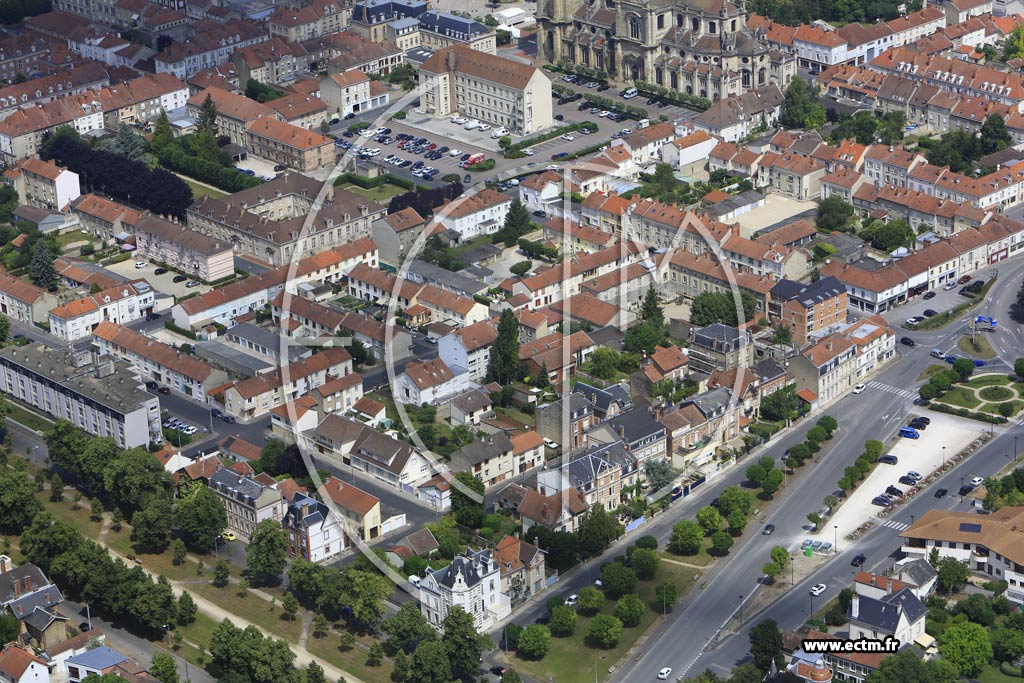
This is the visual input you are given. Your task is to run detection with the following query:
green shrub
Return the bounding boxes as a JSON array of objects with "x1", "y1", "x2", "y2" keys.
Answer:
[
  {"x1": 1001, "y1": 662, "x2": 1023, "y2": 678},
  {"x1": 468, "y1": 159, "x2": 496, "y2": 172},
  {"x1": 164, "y1": 320, "x2": 197, "y2": 340}
]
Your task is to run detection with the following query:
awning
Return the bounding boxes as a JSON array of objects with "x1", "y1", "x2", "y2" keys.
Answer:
[
  {"x1": 914, "y1": 633, "x2": 936, "y2": 649},
  {"x1": 120, "y1": 243, "x2": 136, "y2": 251},
  {"x1": 114, "y1": 231, "x2": 131, "y2": 241}
]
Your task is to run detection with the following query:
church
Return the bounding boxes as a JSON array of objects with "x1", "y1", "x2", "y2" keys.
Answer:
[{"x1": 537, "y1": 0, "x2": 797, "y2": 99}]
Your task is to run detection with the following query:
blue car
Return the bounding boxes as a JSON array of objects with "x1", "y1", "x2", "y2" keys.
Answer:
[
  {"x1": 945, "y1": 354, "x2": 958, "y2": 364},
  {"x1": 973, "y1": 359, "x2": 987, "y2": 367}
]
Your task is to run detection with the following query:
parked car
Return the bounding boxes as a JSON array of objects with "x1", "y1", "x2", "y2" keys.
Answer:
[
  {"x1": 851, "y1": 554, "x2": 866, "y2": 567},
  {"x1": 564, "y1": 594, "x2": 579, "y2": 607},
  {"x1": 959, "y1": 484, "x2": 975, "y2": 496},
  {"x1": 186, "y1": 280, "x2": 200, "y2": 288},
  {"x1": 935, "y1": 488, "x2": 948, "y2": 498},
  {"x1": 899, "y1": 336, "x2": 916, "y2": 346},
  {"x1": 154, "y1": 267, "x2": 167, "y2": 275},
  {"x1": 810, "y1": 584, "x2": 827, "y2": 596},
  {"x1": 134, "y1": 261, "x2": 147, "y2": 269},
  {"x1": 971, "y1": 477, "x2": 985, "y2": 487},
  {"x1": 886, "y1": 485, "x2": 904, "y2": 498},
  {"x1": 906, "y1": 316, "x2": 924, "y2": 325},
  {"x1": 923, "y1": 291, "x2": 936, "y2": 300},
  {"x1": 907, "y1": 471, "x2": 924, "y2": 481},
  {"x1": 145, "y1": 312, "x2": 161, "y2": 321},
  {"x1": 899, "y1": 475, "x2": 917, "y2": 486},
  {"x1": 923, "y1": 309, "x2": 938, "y2": 317},
  {"x1": 145, "y1": 381, "x2": 158, "y2": 390},
  {"x1": 222, "y1": 415, "x2": 236, "y2": 423},
  {"x1": 877, "y1": 454, "x2": 898, "y2": 465},
  {"x1": 944, "y1": 281, "x2": 958, "y2": 290},
  {"x1": 173, "y1": 275, "x2": 187, "y2": 283},
  {"x1": 762, "y1": 524, "x2": 775, "y2": 535},
  {"x1": 158, "y1": 386, "x2": 171, "y2": 395},
  {"x1": 958, "y1": 274, "x2": 972, "y2": 284},
  {"x1": 852, "y1": 383, "x2": 866, "y2": 394},
  {"x1": 872, "y1": 496, "x2": 893, "y2": 507}
]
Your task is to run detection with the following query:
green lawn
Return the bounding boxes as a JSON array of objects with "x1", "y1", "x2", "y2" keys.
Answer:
[
  {"x1": 306, "y1": 634, "x2": 394, "y2": 683},
  {"x1": 937, "y1": 387, "x2": 982, "y2": 409},
  {"x1": 979, "y1": 386, "x2": 1015, "y2": 402},
  {"x1": 965, "y1": 375, "x2": 1013, "y2": 388},
  {"x1": 338, "y1": 182, "x2": 404, "y2": 203},
  {"x1": 957, "y1": 334, "x2": 997, "y2": 360},
  {"x1": 979, "y1": 665, "x2": 1022, "y2": 683},
  {"x1": 184, "y1": 581, "x2": 303, "y2": 642},
  {"x1": 184, "y1": 179, "x2": 227, "y2": 200},
  {"x1": 38, "y1": 492, "x2": 104, "y2": 540},
  {"x1": 979, "y1": 401, "x2": 1023, "y2": 417},
  {"x1": 917, "y1": 364, "x2": 949, "y2": 382},
  {"x1": 7, "y1": 404, "x2": 54, "y2": 432},
  {"x1": 502, "y1": 556, "x2": 699, "y2": 683}
]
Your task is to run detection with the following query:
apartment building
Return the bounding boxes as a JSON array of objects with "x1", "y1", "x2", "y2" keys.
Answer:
[
  {"x1": 92, "y1": 321, "x2": 228, "y2": 402},
  {"x1": 902, "y1": 506, "x2": 1024, "y2": 604},
  {"x1": 186, "y1": 86, "x2": 276, "y2": 146},
  {"x1": 245, "y1": 117, "x2": 335, "y2": 172},
  {"x1": 0, "y1": 345, "x2": 160, "y2": 448},
  {"x1": 438, "y1": 320, "x2": 496, "y2": 382},
  {"x1": 186, "y1": 174, "x2": 384, "y2": 267},
  {"x1": 538, "y1": 442, "x2": 638, "y2": 512},
  {"x1": 769, "y1": 277, "x2": 848, "y2": 346},
  {"x1": 154, "y1": 20, "x2": 268, "y2": 80},
  {"x1": 133, "y1": 214, "x2": 234, "y2": 283},
  {"x1": 71, "y1": 193, "x2": 142, "y2": 244},
  {"x1": 268, "y1": 0, "x2": 351, "y2": 43},
  {"x1": 48, "y1": 280, "x2": 156, "y2": 342},
  {"x1": 222, "y1": 347, "x2": 353, "y2": 418},
  {"x1": 418, "y1": 45, "x2": 552, "y2": 135},
  {"x1": 320, "y1": 70, "x2": 390, "y2": 117},
  {"x1": 789, "y1": 335, "x2": 858, "y2": 408},
  {"x1": 418, "y1": 11, "x2": 496, "y2": 53},
  {"x1": 3, "y1": 157, "x2": 80, "y2": 211},
  {"x1": 0, "y1": 273, "x2": 57, "y2": 325}
]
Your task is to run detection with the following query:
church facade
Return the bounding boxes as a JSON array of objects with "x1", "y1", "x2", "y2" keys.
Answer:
[{"x1": 537, "y1": 0, "x2": 797, "y2": 99}]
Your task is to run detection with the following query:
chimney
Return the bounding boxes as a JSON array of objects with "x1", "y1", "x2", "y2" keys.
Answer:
[
  {"x1": 617, "y1": 425, "x2": 625, "y2": 438},
  {"x1": 23, "y1": 576, "x2": 30, "y2": 592},
  {"x1": 12, "y1": 578, "x2": 20, "y2": 597},
  {"x1": 851, "y1": 595, "x2": 860, "y2": 619}
]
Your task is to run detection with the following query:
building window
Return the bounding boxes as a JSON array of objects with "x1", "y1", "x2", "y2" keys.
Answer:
[{"x1": 628, "y1": 15, "x2": 640, "y2": 39}]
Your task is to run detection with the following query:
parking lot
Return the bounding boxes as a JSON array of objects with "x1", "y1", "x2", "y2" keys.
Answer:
[
  {"x1": 106, "y1": 258, "x2": 213, "y2": 298},
  {"x1": 821, "y1": 411, "x2": 983, "y2": 543}
]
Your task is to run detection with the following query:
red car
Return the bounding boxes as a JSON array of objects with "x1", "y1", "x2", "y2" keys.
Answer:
[{"x1": 158, "y1": 387, "x2": 171, "y2": 395}]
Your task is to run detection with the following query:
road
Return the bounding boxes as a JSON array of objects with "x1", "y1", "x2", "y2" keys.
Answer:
[{"x1": 612, "y1": 256, "x2": 1024, "y2": 682}]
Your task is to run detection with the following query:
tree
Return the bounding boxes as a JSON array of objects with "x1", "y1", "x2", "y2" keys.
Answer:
[
  {"x1": 690, "y1": 291, "x2": 756, "y2": 327},
  {"x1": 816, "y1": 195, "x2": 855, "y2": 232},
  {"x1": 670, "y1": 519, "x2": 702, "y2": 555},
  {"x1": 644, "y1": 459, "x2": 675, "y2": 492},
  {"x1": 0, "y1": 468, "x2": 42, "y2": 534},
  {"x1": 150, "y1": 652, "x2": 179, "y2": 683},
  {"x1": 761, "y1": 468, "x2": 783, "y2": 496},
  {"x1": 624, "y1": 321, "x2": 665, "y2": 355},
  {"x1": 486, "y1": 309, "x2": 520, "y2": 384},
  {"x1": 337, "y1": 630, "x2": 355, "y2": 651},
  {"x1": 655, "y1": 583, "x2": 679, "y2": 613},
  {"x1": 312, "y1": 613, "x2": 330, "y2": 638},
  {"x1": 864, "y1": 218, "x2": 914, "y2": 252},
  {"x1": 937, "y1": 557, "x2": 971, "y2": 594},
  {"x1": 383, "y1": 601, "x2": 437, "y2": 654},
  {"x1": 727, "y1": 510, "x2": 748, "y2": 534},
  {"x1": 780, "y1": 78, "x2": 826, "y2": 130},
  {"x1": 577, "y1": 586, "x2": 604, "y2": 615},
  {"x1": 366, "y1": 640, "x2": 384, "y2": 666},
  {"x1": 952, "y1": 357, "x2": 975, "y2": 382},
  {"x1": 549, "y1": 604, "x2": 577, "y2": 636},
  {"x1": 197, "y1": 94, "x2": 218, "y2": 135},
  {"x1": 717, "y1": 486, "x2": 752, "y2": 516},
  {"x1": 640, "y1": 285, "x2": 664, "y2": 330},
  {"x1": 579, "y1": 505, "x2": 619, "y2": 556},
  {"x1": 1006, "y1": 24, "x2": 1024, "y2": 59},
  {"x1": 451, "y1": 471, "x2": 485, "y2": 528},
  {"x1": 442, "y1": 606, "x2": 486, "y2": 681},
  {"x1": 212, "y1": 560, "x2": 230, "y2": 587},
  {"x1": 246, "y1": 519, "x2": 286, "y2": 585},
  {"x1": 614, "y1": 593, "x2": 645, "y2": 627},
  {"x1": 0, "y1": 614, "x2": 20, "y2": 644},
  {"x1": 939, "y1": 621, "x2": 992, "y2": 677},
  {"x1": 151, "y1": 111, "x2": 174, "y2": 151},
  {"x1": 600, "y1": 562, "x2": 638, "y2": 599},
  {"x1": 710, "y1": 530, "x2": 734, "y2": 556},
  {"x1": 817, "y1": 415, "x2": 838, "y2": 434},
  {"x1": 589, "y1": 347, "x2": 622, "y2": 380},
  {"x1": 171, "y1": 539, "x2": 186, "y2": 566},
  {"x1": 174, "y1": 485, "x2": 226, "y2": 551},
  {"x1": 410, "y1": 640, "x2": 451, "y2": 683},
  {"x1": 517, "y1": 624, "x2": 551, "y2": 659},
  {"x1": 630, "y1": 547, "x2": 659, "y2": 580},
  {"x1": 981, "y1": 113, "x2": 1013, "y2": 155},
  {"x1": 696, "y1": 506, "x2": 721, "y2": 536},
  {"x1": 177, "y1": 591, "x2": 197, "y2": 626},
  {"x1": 588, "y1": 614, "x2": 623, "y2": 648},
  {"x1": 955, "y1": 593, "x2": 996, "y2": 626},
  {"x1": 991, "y1": 627, "x2": 1024, "y2": 662},
  {"x1": 749, "y1": 619, "x2": 784, "y2": 672},
  {"x1": 510, "y1": 260, "x2": 533, "y2": 276},
  {"x1": 498, "y1": 197, "x2": 531, "y2": 245},
  {"x1": 771, "y1": 324, "x2": 792, "y2": 348},
  {"x1": 132, "y1": 494, "x2": 172, "y2": 553},
  {"x1": 502, "y1": 670, "x2": 522, "y2": 683},
  {"x1": 103, "y1": 447, "x2": 173, "y2": 514},
  {"x1": 759, "y1": 386, "x2": 800, "y2": 422},
  {"x1": 864, "y1": 647, "x2": 958, "y2": 683},
  {"x1": 30, "y1": 240, "x2": 58, "y2": 291},
  {"x1": 0, "y1": 314, "x2": 9, "y2": 342}
]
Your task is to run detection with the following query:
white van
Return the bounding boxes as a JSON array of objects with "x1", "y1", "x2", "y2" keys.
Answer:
[
  {"x1": 622, "y1": 87, "x2": 638, "y2": 99},
  {"x1": 464, "y1": 120, "x2": 481, "y2": 130}
]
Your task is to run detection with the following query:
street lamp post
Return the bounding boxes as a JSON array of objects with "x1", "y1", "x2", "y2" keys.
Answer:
[
  {"x1": 961, "y1": 476, "x2": 965, "y2": 502},
  {"x1": 942, "y1": 445, "x2": 946, "y2": 470},
  {"x1": 738, "y1": 595, "x2": 744, "y2": 624},
  {"x1": 791, "y1": 556, "x2": 795, "y2": 586},
  {"x1": 1016, "y1": 436, "x2": 1019, "y2": 463},
  {"x1": 834, "y1": 525, "x2": 838, "y2": 554}
]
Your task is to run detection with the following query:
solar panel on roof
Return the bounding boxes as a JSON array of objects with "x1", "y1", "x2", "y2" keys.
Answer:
[{"x1": 959, "y1": 522, "x2": 982, "y2": 533}]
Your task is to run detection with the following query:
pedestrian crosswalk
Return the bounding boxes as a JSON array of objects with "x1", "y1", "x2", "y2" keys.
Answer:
[
  {"x1": 866, "y1": 381, "x2": 918, "y2": 399},
  {"x1": 879, "y1": 519, "x2": 909, "y2": 531}
]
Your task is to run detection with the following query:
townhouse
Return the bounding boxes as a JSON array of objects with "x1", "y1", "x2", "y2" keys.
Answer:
[
  {"x1": 272, "y1": 292, "x2": 346, "y2": 338},
  {"x1": 132, "y1": 214, "x2": 234, "y2": 283},
  {"x1": 588, "y1": 406, "x2": 668, "y2": 465},
  {"x1": 538, "y1": 442, "x2": 638, "y2": 512},
  {"x1": 3, "y1": 157, "x2": 80, "y2": 212},
  {"x1": 537, "y1": 393, "x2": 595, "y2": 450},
  {"x1": 282, "y1": 491, "x2": 345, "y2": 563},
  {"x1": 518, "y1": 331, "x2": 596, "y2": 386},
  {"x1": 0, "y1": 344, "x2": 161, "y2": 448},
  {"x1": 759, "y1": 152, "x2": 827, "y2": 200},
  {"x1": 320, "y1": 70, "x2": 389, "y2": 117},
  {"x1": 230, "y1": 38, "x2": 306, "y2": 86},
  {"x1": 186, "y1": 174, "x2": 384, "y2": 267},
  {"x1": 0, "y1": 273, "x2": 58, "y2": 325},
  {"x1": 154, "y1": 20, "x2": 268, "y2": 80},
  {"x1": 222, "y1": 347, "x2": 353, "y2": 418},
  {"x1": 48, "y1": 280, "x2": 156, "y2": 342},
  {"x1": 308, "y1": 372, "x2": 364, "y2": 415},
  {"x1": 0, "y1": 61, "x2": 110, "y2": 120},
  {"x1": 209, "y1": 467, "x2": 286, "y2": 540},
  {"x1": 419, "y1": 550, "x2": 507, "y2": 631},
  {"x1": 92, "y1": 321, "x2": 228, "y2": 402},
  {"x1": 494, "y1": 535, "x2": 547, "y2": 605},
  {"x1": 71, "y1": 193, "x2": 142, "y2": 244},
  {"x1": 418, "y1": 45, "x2": 552, "y2": 135},
  {"x1": 663, "y1": 250, "x2": 776, "y2": 319},
  {"x1": 768, "y1": 276, "x2": 848, "y2": 345},
  {"x1": 268, "y1": 0, "x2": 351, "y2": 43},
  {"x1": 450, "y1": 431, "x2": 543, "y2": 489},
  {"x1": 541, "y1": 218, "x2": 617, "y2": 254}
]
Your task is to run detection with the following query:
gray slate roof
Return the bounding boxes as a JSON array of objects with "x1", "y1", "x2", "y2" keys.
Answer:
[
  {"x1": 572, "y1": 382, "x2": 632, "y2": 416},
  {"x1": 430, "y1": 549, "x2": 494, "y2": 589}
]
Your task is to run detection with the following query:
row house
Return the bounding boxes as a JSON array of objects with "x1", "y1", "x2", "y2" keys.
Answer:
[
  {"x1": 154, "y1": 20, "x2": 268, "y2": 80},
  {"x1": 578, "y1": 261, "x2": 657, "y2": 311},
  {"x1": 268, "y1": 0, "x2": 351, "y2": 43},
  {"x1": 624, "y1": 199, "x2": 727, "y2": 254},
  {"x1": 450, "y1": 431, "x2": 544, "y2": 489},
  {"x1": 864, "y1": 144, "x2": 926, "y2": 189},
  {"x1": 209, "y1": 467, "x2": 287, "y2": 540},
  {"x1": 414, "y1": 284, "x2": 489, "y2": 327},
  {"x1": 92, "y1": 321, "x2": 228, "y2": 402},
  {"x1": 0, "y1": 273, "x2": 58, "y2": 325},
  {"x1": 541, "y1": 217, "x2": 617, "y2": 254},
  {"x1": 345, "y1": 262, "x2": 423, "y2": 309},
  {"x1": 720, "y1": 230, "x2": 813, "y2": 281},
  {"x1": 663, "y1": 250, "x2": 777, "y2": 319},
  {"x1": 133, "y1": 214, "x2": 235, "y2": 283},
  {"x1": 537, "y1": 441, "x2": 638, "y2": 512},
  {"x1": 610, "y1": 122, "x2": 675, "y2": 167},
  {"x1": 507, "y1": 241, "x2": 645, "y2": 310},
  {"x1": 48, "y1": 280, "x2": 156, "y2": 342},
  {"x1": 580, "y1": 192, "x2": 630, "y2": 238},
  {"x1": 431, "y1": 188, "x2": 511, "y2": 242},
  {"x1": 588, "y1": 406, "x2": 668, "y2": 466},
  {"x1": 271, "y1": 291, "x2": 346, "y2": 338},
  {"x1": 518, "y1": 330, "x2": 597, "y2": 386},
  {"x1": 339, "y1": 310, "x2": 413, "y2": 360},
  {"x1": 0, "y1": 61, "x2": 109, "y2": 121},
  {"x1": 308, "y1": 372, "x2": 364, "y2": 415},
  {"x1": 222, "y1": 347, "x2": 354, "y2": 418}
]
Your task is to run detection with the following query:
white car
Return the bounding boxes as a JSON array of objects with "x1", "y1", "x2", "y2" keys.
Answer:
[
  {"x1": 464, "y1": 120, "x2": 480, "y2": 130},
  {"x1": 523, "y1": 149, "x2": 534, "y2": 156},
  {"x1": 852, "y1": 383, "x2": 866, "y2": 394},
  {"x1": 507, "y1": 178, "x2": 520, "y2": 186},
  {"x1": 134, "y1": 261, "x2": 147, "y2": 269},
  {"x1": 359, "y1": 128, "x2": 375, "y2": 137},
  {"x1": 562, "y1": 133, "x2": 575, "y2": 141},
  {"x1": 564, "y1": 594, "x2": 578, "y2": 607},
  {"x1": 810, "y1": 584, "x2": 827, "y2": 596},
  {"x1": 491, "y1": 127, "x2": 509, "y2": 138},
  {"x1": 971, "y1": 477, "x2": 985, "y2": 487},
  {"x1": 657, "y1": 668, "x2": 673, "y2": 681},
  {"x1": 944, "y1": 281, "x2": 958, "y2": 290},
  {"x1": 449, "y1": 149, "x2": 463, "y2": 157},
  {"x1": 478, "y1": 123, "x2": 491, "y2": 131},
  {"x1": 543, "y1": 438, "x2": 559, "y2": 449}
]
